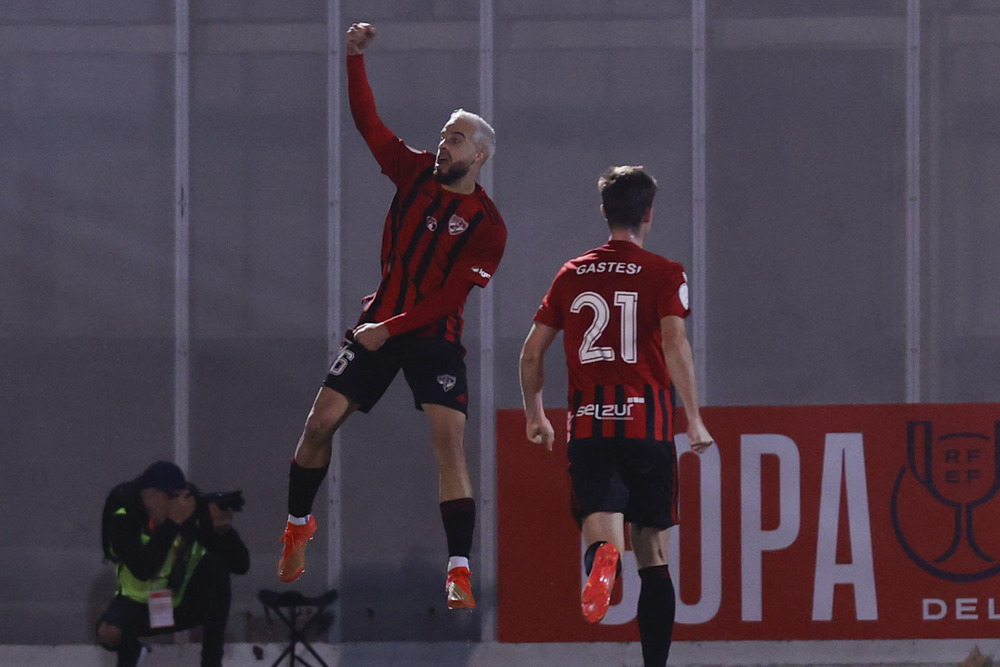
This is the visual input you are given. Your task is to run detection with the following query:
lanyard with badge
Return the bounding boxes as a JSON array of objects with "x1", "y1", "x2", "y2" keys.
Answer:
[{"x1": 147, "y1": 527, "x2": 191, "y2": 629}]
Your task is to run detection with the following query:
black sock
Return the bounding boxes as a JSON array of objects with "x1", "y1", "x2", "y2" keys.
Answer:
[
  {"x1": 637, "y1": 565, "x2": 675, "y2": 667},
  {"x1": 584, "y1": 541, "x2": 623, "y2": 577},
  {"x1": 439, "y1": 497, "x2": 475, "y2": 559},
  {"x1": 287, "y1": 458, "x2": 329, "y2": 518}
]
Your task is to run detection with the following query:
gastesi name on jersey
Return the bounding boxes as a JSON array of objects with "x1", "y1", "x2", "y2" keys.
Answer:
[
  {"x1": 575, "y1": 261, "x2": 642, "y2": 275},
  {"x1": 575, "y1": 396, "x2": 644, "y2": 420}
]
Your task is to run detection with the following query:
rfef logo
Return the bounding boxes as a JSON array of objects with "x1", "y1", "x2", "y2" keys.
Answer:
[{"x1": 892, "y1": 421, "x2": 1000, "y2": 582}]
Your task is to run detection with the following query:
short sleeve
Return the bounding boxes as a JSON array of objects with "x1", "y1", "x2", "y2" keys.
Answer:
[
  {"x1": 656, "y1": 262, "x2": 690, "y2": 319},
  {"x1": 533, "y1": 266, "x2": 569, "y2": 330}
]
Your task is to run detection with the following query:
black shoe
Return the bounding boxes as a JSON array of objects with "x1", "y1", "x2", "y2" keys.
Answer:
[{"x1": 116, "y1": 640, "x2": 150, "y2": 667}]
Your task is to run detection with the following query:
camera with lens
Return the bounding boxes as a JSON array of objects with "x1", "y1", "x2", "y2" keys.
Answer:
[
  {"x1": 199, "y1": 489, "x2": 246, "y2": 513},
  {"x1": 186, "y1": 484, "x2": 246, "y2": 513}
]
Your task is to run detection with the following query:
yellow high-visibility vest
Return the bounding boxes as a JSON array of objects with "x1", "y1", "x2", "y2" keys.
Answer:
[{"x1": 110, "y1": 507, "x2": 207, "y2": 606}]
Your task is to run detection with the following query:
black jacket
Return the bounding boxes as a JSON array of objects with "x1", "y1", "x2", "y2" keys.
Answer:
[{"x1": 103, "y1": 481, "x2": 250, "y2": 584}]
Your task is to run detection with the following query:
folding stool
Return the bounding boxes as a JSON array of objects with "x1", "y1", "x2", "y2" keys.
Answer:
[{"x1": 257, "y1": 588, "x2": 337, "y2": 667}]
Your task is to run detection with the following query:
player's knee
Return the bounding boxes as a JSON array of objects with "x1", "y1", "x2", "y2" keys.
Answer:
[
  {"x1": 304, "y1": 403, "x2": 348, "y2": 443},
  {"x1": 303, "y1": 412, "x2": 335, "y2": 442},
  {"x1": 632, "y1": 529, "x2": 670, "y2": 569},
  {"x1": 306, "y1": 389, "x2": 354, "y2": 437}
]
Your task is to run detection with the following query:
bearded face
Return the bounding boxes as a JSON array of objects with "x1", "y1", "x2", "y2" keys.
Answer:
[
  {"x1": 433, "y1": 158, "x2": 472, "y2": 186},
  {"x1": 434, "y1": 116, "x2": 483, "y2": 189}
]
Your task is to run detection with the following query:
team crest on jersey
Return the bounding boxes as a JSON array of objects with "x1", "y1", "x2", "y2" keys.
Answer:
[
  {"x1": 448, "y1": 215, "x2": 468, "y2": 235},
  {"x1": 437, "y1": 374, "x2": 457, "y2": 392},
  {"x1": 425, "y1": 216, "x2": 438, "y2": 231}
]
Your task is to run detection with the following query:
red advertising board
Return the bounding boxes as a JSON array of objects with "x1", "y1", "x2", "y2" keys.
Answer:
[{"x1": 497, "y1": 403, "x2": 1000, "y2": 642}]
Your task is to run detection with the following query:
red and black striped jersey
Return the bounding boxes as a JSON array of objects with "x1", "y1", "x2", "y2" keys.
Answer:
[
  {"x1": 348, "y1": 55, "x2": 507, "y2": 342},
  {"x1": 533, "y1": 240, "x2": 689, "y2": 442}
]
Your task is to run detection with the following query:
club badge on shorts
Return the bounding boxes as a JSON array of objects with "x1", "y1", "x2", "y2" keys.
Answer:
[{"x1": 437, "y1": 374, "x2": 457, "y2": 392}]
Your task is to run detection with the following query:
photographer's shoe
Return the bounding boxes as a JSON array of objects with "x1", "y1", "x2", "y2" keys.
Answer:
[
  {"x1": 278, "y1": 515, "x2": 317, "y2": 583},
  {"x1": 445, "y1": 566, "x2": 476, "y2": 610},
  {"x1": 116, "y1": 640, "x2": 151, "y2": 666},
  {"x1": 581, "y1": 542, "x2": 619, "y2": 623}
]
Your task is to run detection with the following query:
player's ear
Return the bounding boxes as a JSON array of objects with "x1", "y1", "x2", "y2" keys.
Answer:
[
  {"x1": 600, "y1": 204, "x2": 606, "y2": 219},
  {"x1": 641, "y1": 206, "x2": 653, "y2": 224}
]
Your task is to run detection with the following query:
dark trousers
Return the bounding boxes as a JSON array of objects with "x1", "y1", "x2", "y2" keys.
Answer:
[{"x1": 98, "y1": 551, "x2": 232, "y2": 667}]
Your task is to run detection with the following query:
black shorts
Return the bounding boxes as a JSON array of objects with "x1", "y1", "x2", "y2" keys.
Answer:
[
  {"x1": 567, "y1": 436, "x2": 678, "y2": 530},
  {"x1": 323, "y1": 333, "x2": 469, "y2": 415}
]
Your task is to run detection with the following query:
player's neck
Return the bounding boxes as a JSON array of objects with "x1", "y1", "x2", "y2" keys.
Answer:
[
  {"x1": 608, "y1": 228, "x2": 645, "y2": 248},
  {"x1": 441, "y1": 179, "x2": 477, "y2": 195},
  {"x1": 440, "y1": 168, "x2": 479, "y2": 195}
]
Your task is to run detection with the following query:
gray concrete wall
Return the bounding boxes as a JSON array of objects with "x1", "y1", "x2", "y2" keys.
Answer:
[{"x1": 2, "y1": 0, "x2": 1000, "y2": 651}]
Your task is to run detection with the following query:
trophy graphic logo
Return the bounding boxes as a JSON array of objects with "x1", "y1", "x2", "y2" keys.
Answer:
[{"x1": 891, "y1": 420, "x2": 1000, "y2": 581}]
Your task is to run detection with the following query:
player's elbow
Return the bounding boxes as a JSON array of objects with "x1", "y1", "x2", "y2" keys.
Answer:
[
  {"x1": 519, "y1": 345, "x2": 543, "y2": 370},
  {"x1": 660, "y1": 335, "x2": 689, "y2": 362}
]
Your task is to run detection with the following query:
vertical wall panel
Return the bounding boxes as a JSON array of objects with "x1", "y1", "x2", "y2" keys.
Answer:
[{"x1": 3, "y1": 0, "x2": 1000, "y2": 645}]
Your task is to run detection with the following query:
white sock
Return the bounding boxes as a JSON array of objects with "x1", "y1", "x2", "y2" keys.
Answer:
[
  {"x1": 287, "y1": 514, "x2": 311, "y2": 525},
  {"x1": 448, "y1": 556, "x2": 470, "y2": 572}
]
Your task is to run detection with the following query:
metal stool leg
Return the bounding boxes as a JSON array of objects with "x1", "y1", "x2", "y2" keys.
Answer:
[{"x1": 259, "y1": 589, "x2": 336, "y2": 667}]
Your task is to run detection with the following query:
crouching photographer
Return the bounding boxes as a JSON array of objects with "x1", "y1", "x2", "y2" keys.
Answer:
[{"x1": 96, "y1": 461, "x2": 250, "y2": 667}]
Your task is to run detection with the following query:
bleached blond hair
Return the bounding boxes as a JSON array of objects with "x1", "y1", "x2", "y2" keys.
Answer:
[{"x1": 448, "y1": 108, "x2": 496, "y2": 162}]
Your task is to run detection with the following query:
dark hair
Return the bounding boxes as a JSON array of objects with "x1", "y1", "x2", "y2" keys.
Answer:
[
  {"x1": 598, "y1": 165, "x2": 658, "y2": 231},
  {"x1": 136, "y1": 460, "x2": 186, "y2": 493}
]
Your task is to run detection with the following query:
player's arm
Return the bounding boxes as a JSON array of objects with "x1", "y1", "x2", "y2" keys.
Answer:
[
  {"x1": 354, "y1": 222, "x2": 506, "y2": 350},
  {"x1": 353, "y1": 259, "x2": 489, "y2": 350},
  {"x1": 661, "y1": 314, "x2": 714, "y2": 454},
  {"x1": 345, "y1": 22, "x2": 426, "y2": 179},
  {"x1": 352, "y1": 275, "x2": 476, "y2": 351},
  {"x1": 519, "y1": 322, "x2": 558, "y2": 450},
  {"x1": 346, "y1": 23, "x2": 392, "y2": 151}
]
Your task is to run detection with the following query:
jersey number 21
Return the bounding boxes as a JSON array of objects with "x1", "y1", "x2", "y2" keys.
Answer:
[{"x1": 570, "y1": 290, "x2": 638, "y2": 364}]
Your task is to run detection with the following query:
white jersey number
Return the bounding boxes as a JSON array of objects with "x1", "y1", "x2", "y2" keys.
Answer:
[
  {"x1": 569, "y1": 290, "x2": 638, "y2": 364},
  {"x1": 329, "y1": 347, "x2": 355, "y2": 376}
]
